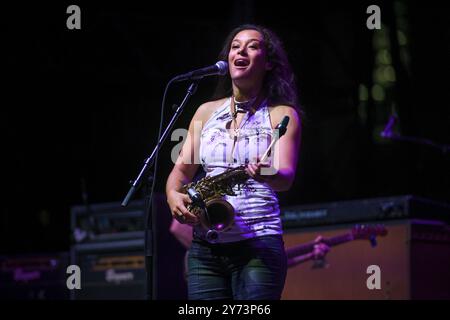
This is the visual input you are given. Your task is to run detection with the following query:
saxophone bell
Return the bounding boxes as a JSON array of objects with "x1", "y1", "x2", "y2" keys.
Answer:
[
  {"x1": 183, "y1": 166, "x2": 247, "y2": 240},
  {"x1": 202, "y1": 198, "x2": 235, "y2": 233},
  {"x1": 186, "y1": 190, "x2": 235, "y2": 239}
]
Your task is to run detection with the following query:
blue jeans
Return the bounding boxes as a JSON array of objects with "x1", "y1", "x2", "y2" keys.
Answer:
[{"x1": 187, "y1": 235, "x2": 287, "y2": 300}]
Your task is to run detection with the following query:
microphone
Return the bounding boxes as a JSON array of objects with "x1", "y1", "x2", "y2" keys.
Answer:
[
  {"x1": 173, "y1": 61, "x2": 228, "y2": 82},
  {"x1": 380, "y1": 114, "x2": 397, "y2": 138},
  {"x1": 276, "y1": 116, "x2": 290, "y2": 137}
]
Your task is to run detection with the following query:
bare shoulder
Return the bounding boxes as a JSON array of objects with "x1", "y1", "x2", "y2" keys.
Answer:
[
  {"x1": 268, "y1": 105, "x2": 301, "y2": 129},
  {"x1": 194, "y1": 97, "x2": 228, "y2": 123}
]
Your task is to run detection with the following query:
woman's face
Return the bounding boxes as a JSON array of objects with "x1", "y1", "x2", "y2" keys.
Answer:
[{"x1": 228, "y1": 29, "x2": 270, "y2": 84}]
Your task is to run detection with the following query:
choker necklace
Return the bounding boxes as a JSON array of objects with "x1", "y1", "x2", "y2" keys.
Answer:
[{"x1": 232, "y1": 96, "x2": 258, "y2": 118}]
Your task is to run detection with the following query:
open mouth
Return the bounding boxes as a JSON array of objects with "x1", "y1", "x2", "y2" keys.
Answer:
[{"x1": 234, "y1": 59, "x2": 250, "y2": 67}]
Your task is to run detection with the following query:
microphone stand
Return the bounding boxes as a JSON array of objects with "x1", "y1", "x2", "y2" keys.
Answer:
[{"x1": 121, "y1": 80, "x2": 199, "y2": 300}]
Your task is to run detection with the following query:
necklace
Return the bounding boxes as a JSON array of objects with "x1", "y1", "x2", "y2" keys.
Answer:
[
  {"x1": 228, "y1": 95, "x2": 262, "y2": 163},
  {"x1": 230, "y1": 97, "x2": 252, "y2": 141},
  {"x1": 231, "y1": 96, "x2": 257, "y2": 118}
]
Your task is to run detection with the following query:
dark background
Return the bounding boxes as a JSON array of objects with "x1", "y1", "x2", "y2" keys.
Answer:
[{"x1": 2, "y1": 1, "x2": 449, "y2": 254}]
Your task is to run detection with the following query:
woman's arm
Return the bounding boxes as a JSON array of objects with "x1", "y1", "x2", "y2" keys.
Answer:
[
  {"x1": 166, "y1": 107, "x2": 202, "y2": 224},
  {"x1": 166, "y1": 100, "x2": 224, "y2": 223},
  {"x1": 246, "y1": 105, "x2": 301, "y2": 191}
]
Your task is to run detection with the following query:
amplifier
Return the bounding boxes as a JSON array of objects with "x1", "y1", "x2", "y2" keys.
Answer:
[
  {"x1": 0, "y1": 253, "x2": 69, "y2": 300},
  {"x1": 69, "y1": 194, "x2": 188, "y2": 300},
  {"x1": 282, "y1": 219, "x2": 450, "y2": 299},
  {"x1": 71, "y1": 200, "x2": 146, "y2": 243},
  {"x1": 281, "y1": 195, "x2": 450, "y2": 228},
  {"x1": 70, "y1": 239, "x2": 146, "y2": 300}
]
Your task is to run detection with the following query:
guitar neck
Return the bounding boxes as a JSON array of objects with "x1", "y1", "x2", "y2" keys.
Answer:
[{"x1": 286, "y1": 233, "x2": 354, "y2": 258}]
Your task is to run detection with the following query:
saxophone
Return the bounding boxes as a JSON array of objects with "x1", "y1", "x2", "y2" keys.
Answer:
[{"x1": 180, "y1": 165, "x2": 249, "y2": 241}]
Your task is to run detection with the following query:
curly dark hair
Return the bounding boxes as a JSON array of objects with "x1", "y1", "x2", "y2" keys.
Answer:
[{"x1": 213, "y1": 24, "x2": 300, "y2": 112}]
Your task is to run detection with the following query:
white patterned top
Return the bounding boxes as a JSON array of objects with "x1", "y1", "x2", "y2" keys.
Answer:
[{"x1": 194, "y1": 97, "x2": 283, "y2": 243}]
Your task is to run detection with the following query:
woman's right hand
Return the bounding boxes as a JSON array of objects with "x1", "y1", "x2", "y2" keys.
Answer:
[{"x1": 166, "y1": 190, "x2": 199, "y2": 225}]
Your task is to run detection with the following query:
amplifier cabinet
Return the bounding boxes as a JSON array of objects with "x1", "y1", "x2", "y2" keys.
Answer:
[
  {"x1": 70, "y1": 239, "x2": 146, "y2": 300},
  {"x1": 282, "y1": 219, "x2": 450, "y2": 300},
  {"x1": 0, "y1": 253, "x2": 69, "y2": 300}
]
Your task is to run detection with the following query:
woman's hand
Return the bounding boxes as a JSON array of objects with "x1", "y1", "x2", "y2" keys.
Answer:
[
  {"x1": 166, "y1": 190, "x2": 199, "y2": 225},
  {"x1": 245, "y1": 162, "x2": 274, "y2": 183}
]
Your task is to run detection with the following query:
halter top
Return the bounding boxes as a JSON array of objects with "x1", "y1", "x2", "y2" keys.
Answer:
[{"x1": 195, "y1": 97, "x2": 282, "y2": 243}]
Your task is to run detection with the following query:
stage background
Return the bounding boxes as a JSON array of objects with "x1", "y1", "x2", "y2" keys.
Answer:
[{"x1": 2, "y1": 1, "x2": 449, "y2": 299}]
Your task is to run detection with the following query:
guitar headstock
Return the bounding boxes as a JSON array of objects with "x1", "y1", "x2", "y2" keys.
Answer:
[{"x1": 351, "y1": 224, "x2": 388, "y2": 240}]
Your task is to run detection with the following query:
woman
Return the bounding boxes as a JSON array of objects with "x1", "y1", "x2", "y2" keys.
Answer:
[{"x1": 166, "y1": 24, "x2": 301, "y2": 300}]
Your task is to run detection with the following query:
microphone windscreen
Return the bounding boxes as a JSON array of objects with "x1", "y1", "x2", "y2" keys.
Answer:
[{"x1": 216, "y1": 61, "x2": 229, "y2": 75}]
